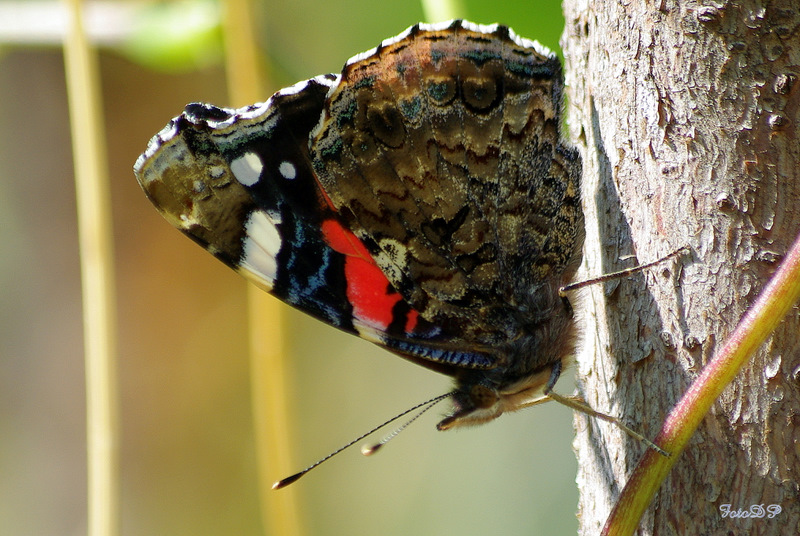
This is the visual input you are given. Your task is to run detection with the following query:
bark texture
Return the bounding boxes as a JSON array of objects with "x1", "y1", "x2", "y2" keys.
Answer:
[{"x1": 561, "y1": 1, "x2": 800, "y2": 534}]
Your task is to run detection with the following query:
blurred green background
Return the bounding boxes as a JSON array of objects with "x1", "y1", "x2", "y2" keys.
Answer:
[{"x1": 0, "y1": 0, "x2": 578, "y2": 534}]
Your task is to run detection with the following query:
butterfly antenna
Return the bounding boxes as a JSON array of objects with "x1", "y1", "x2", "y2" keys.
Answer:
[
  {"x1": 360, "y1": 393, "x2": 448, "y2": 456},
  {"x1": 272, "y1": 392, "x2": 454, "y2": 489}
]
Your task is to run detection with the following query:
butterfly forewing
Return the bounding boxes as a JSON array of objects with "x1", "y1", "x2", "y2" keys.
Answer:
[{"x1": 135, "y1": 72, "x2": 497, "y2": 370}]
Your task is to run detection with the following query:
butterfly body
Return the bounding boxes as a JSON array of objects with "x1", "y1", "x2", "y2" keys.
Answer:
[{"x1": 135, "y1": 20, "x2": 583, "y2": 429}]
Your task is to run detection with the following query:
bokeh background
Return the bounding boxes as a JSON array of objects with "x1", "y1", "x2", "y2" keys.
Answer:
[{"x1": 0, "y1": 1, "x2": 579, "y2": 534}]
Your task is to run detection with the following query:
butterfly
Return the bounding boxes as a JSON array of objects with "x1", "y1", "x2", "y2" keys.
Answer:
[{"x1": 135, "y1": 20, "x2": 583, "y2": 442}]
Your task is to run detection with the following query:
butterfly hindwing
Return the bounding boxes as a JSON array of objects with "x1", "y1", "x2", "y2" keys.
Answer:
[{"x1": 310, "y1": 20, "x2": 583, "y2": 350}]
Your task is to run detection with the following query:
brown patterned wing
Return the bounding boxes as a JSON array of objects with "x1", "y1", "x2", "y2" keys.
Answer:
[{"x1": 310, "y1": 20, "x2": 583, "y2": 348}]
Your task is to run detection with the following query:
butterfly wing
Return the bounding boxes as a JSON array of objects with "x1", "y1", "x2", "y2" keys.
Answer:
[
  {"x1": 311, "y1": 21, "x2": 584, "y2": 350},
  {"x1": 135, "y1": 75, "x2": 495, "y2": 370}
]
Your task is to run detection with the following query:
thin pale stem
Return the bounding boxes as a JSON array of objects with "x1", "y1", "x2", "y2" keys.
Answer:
[
  {"x1": 221, "y1": 0, "x2": 303, "y2": 534},
  {"x1": 63, "y1": 1, "x2": 119, "y2": 535}
]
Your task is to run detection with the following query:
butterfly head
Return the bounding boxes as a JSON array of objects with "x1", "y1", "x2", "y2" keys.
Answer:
[{"x1": 436, "y1": 366, "x2": 555, "y2": 430}]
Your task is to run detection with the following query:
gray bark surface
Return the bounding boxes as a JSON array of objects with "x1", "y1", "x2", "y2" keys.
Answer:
[{"x1": 560, "y1": 1, "x2": 800, "y2": 534}]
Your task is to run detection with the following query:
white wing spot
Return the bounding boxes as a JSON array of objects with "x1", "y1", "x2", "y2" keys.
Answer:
[
  {"x1": 230, "y1": 152, "x2": 263, "y2": 186},
  {"x1": 239, "y1": 210, "x2": 282, "y2": 285},
  {"x1": 279, "y1": 161, "x2": 297, "y2": 180},
  {"x1": 208, "y1": 165, "x2": 226, "y2": 179}
]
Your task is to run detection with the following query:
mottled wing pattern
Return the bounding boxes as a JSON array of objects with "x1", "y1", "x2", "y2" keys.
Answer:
[
  {"x1": 311, "y1": 20, "x2": 583, "y2": 349},
  {"x1": 135, "y1": 74, "x2": 496, "y2": 370}
]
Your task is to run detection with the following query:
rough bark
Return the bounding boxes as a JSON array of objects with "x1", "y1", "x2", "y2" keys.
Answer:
[{"x1": 560, "y1": 1, "x2": 800, "y2": 534}]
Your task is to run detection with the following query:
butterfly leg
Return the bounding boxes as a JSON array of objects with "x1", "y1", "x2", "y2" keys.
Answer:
[
  {"x1": 559, "y1": 245, "x2": 690, "y2": 295},
  {"x1": 543, "y1": 361, "x2": 670, "y2": 457}
]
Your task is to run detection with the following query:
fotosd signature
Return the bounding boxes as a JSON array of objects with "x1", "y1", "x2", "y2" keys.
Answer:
[{"x1": 719, "y1": 504, "x2": 782, "y2": 519}]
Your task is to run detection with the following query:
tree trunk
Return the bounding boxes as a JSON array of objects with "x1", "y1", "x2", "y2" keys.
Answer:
[{"x1": 561, "y1": 1, "x2": 800, "y2": 534}]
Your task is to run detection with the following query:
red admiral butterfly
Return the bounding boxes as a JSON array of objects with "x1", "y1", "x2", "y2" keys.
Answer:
[{"x1": 135, "y1": 19, "x2": 582, "y2": 465}]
